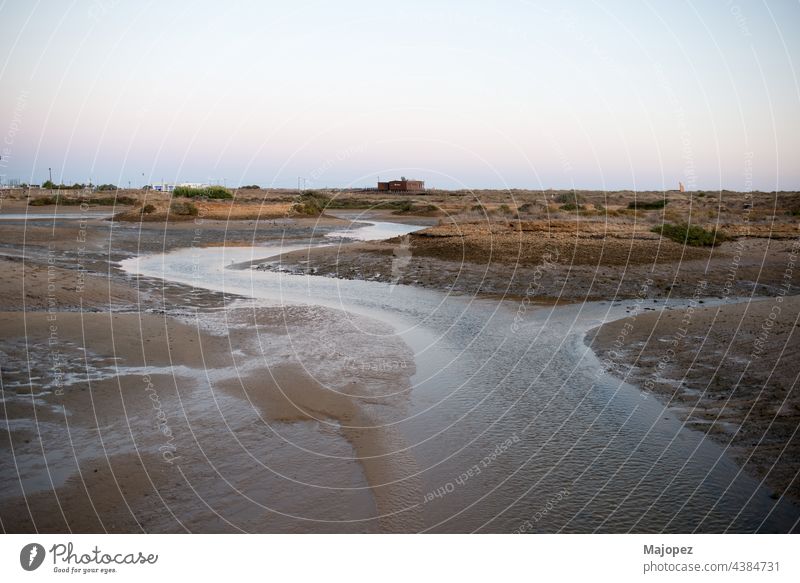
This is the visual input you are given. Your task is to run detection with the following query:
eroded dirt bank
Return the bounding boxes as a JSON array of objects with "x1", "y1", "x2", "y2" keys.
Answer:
[{"x1": 271, "y1": 219, "x2": 798, "y2": 302}]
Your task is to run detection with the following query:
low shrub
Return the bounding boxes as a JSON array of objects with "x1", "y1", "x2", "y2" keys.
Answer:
[
  {"x1": 42, "y1": 180, "x2": 86, "y2": 190},
  {"x1": 293, "y1": 191, "x2": 330, "y2": 215},
  {"x1": 555, "y1": 191, "x2": 583, "y2": 205},
  {"x1": 559, "y1": 203, "x2": 585, "y2": 211},
  {"x1": 652, "y1": 223, "x2": 728, "y2": 247},
  {"x1": 170, "y1": 201, "x2": 199, "y2": 216},
  {"x1": 172, "y1": 185, "x2": 232, "y2": 199},
  {"x1": 141, "y1": 204, "x2": 156, "y2": 214},
  {"x1": 29, "y1": 195, "x2": 137, "y2": 206},
  {"x1": 628, "y1": 199, "x2": 668, "y2": 210},
  {"x1": 29, "y1": 196, "x2": 56, "y2": 206}
]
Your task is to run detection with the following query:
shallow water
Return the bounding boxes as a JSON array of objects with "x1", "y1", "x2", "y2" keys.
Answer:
[
  {"x1": 324, "y1": 219, "x2": 424, "y2": 241},
  {"x1": 120, "y1": 220, "x2": 800, "y2": 533}
]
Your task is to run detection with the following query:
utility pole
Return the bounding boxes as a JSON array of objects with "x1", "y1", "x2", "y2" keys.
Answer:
[{"x1": 48, "y1": 167, "x2": 52, "y2": 183}]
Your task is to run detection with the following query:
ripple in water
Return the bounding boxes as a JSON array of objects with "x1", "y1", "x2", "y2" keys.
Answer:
[{"x1": 120, "y1": 222, "x2": 800, "y2": 532}]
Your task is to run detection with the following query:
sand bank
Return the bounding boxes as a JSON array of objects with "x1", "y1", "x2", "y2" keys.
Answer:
[{"x1": 586, "y1": 296, "x2": 800, "y2": 500}]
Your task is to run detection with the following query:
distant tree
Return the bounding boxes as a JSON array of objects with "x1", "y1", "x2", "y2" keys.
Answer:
[{"x1": 42, "y1": 180, "x2": 56, "y2": 189}]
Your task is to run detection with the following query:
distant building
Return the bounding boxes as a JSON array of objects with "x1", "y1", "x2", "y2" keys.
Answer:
[
  {"x1": 377, "y1": 177, "x2": 425, "y2": 192},
  {"x1": 679, "y1": 181, "x2": 686, "y2": 193}
]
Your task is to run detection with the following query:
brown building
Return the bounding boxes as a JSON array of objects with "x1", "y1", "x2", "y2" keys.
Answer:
[{"x1": 377, "y1": 177, "x2": 425, "y2": 192}]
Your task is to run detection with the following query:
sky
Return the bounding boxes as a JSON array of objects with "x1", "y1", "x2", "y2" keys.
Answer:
[{"x1": 0, "y1": 0, "x2": 798, "y2": 190}]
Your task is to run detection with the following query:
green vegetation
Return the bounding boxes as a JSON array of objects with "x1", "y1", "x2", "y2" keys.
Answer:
[
  {"x1": 42, "y1": 180, "x2": 89, "y2": 190},
  {"x1": 559, "y1": 203, "x2": 585, "y2": 211},
  {"x1": 652, "y1": 223, "x2": 728, "y2": 247},
  {"x1": 628, "y1": 199, "x2": 668, "y2": 210},
  {"x1": 238, "y1": 184, "x2": 261, "y2": 190},
  {"x1": 172, "y1": 185, "x2": 232, "y2": 199},
  {"x1": 554, "y1": 191, "x2": 584, "y2": 205},
  {"x1": 170, "y1": 201, "x2": 199, "y2": 216},
  {"x1": 40, "y1": 181, "x2": 117, "y2": 191},
  {"x1": 29, "y1": 195, "x2": 137, "y2": 206},
  {"x1": 293, "y1": 191, "x2": 330, "y2": 215}
]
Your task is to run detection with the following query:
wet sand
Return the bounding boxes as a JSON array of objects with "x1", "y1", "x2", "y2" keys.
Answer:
[
  {"x1": 586, "y1": 296, "x2": 800, "y2": 500},
  {"x1": 0, "y1": 303, "x2": 423, "y2": 532},
  {"x1": 0, "y1": 209, "x2": 426, "y2": 532}
]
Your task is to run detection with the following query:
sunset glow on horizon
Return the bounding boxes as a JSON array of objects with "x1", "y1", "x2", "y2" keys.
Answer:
[{"x1": 1, "y1": 0, "x2": 798, "y2": 190}]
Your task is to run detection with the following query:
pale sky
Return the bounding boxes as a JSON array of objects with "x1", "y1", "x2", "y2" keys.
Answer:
[{"x1": 1, "y1": 0, "x2": 798, "y2": 190}]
